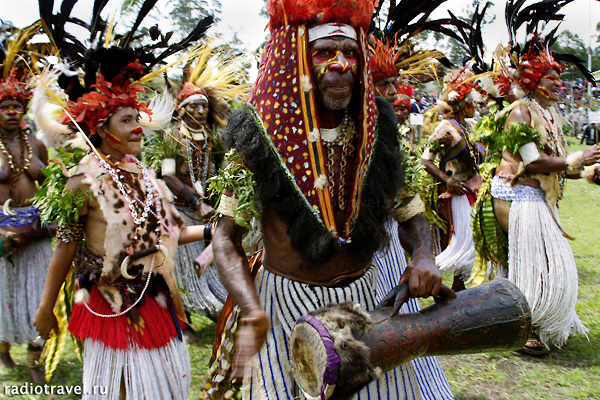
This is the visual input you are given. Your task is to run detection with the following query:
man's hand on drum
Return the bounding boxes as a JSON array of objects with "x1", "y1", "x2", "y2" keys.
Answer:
[
  {"x1": 400, "y1": 253, "x2": 442, "y2": 299},
  {"x1": 233, "y1": 309, "x2": 269, "y2": 379}
]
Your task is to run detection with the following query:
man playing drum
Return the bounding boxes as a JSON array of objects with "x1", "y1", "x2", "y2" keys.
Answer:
[{"x1": 209, "y1": 0, "x2": 447, "y2": 399}]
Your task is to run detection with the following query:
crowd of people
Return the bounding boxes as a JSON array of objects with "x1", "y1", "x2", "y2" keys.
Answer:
[{"x1": 1, "y1": 0, "x2": 600, "y2": 399}]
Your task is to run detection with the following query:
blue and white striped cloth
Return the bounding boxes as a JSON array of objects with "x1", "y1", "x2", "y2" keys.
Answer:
[
  {"x1": 242, "y1": 220, "x2": 454, "y2": 400},
  {"x1": 373, "y1": 220, "x2": 454, "y2": 400}
]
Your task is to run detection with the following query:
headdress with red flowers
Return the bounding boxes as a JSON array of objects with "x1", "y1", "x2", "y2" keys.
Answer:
[
  {"x1": 62, "y1": 62, "x2": 151, "y2": 136},
  {"x1": 0, "y1": 69, "x2": 32, "y2": 106},
  {"x1": 368, "y1": 35, "x2": 400, "y2": 83}
]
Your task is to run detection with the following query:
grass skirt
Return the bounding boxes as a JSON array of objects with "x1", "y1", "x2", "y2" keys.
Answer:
[
  {"x1": 70, "y1": 285, "x2": 191, "y2": 400},
  {"x1": 435, "y1": 195, "x2": 475, "y2": 280},
  {"x1": 507, "y1": 200, "x2": 588, "y2": 346},
  {"x1": 492, "y1": 177, "x2": 588, "y2": 346},
  {"x1": 0, "y1": 238, "x2": 53, "y2": 343}
]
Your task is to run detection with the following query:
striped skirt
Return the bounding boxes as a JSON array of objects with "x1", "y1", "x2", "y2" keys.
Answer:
[
  {"x1": 0, "y1": 238, "x2": 53, "y2": 344},
  {"x1": 243, "y1": 220, "x2": 453, "y2": 400}
]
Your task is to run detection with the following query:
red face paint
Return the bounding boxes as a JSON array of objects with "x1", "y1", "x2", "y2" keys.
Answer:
[
  {"x1": 106, "y1": 132, "x2": 123, "y2": 145},
  {"x1": 131, "y1": 126, "x2": 143, "y2": 134}
]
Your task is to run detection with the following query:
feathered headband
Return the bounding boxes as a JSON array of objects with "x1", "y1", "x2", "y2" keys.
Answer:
[
  {"x1": 368, "y1": 35, "x2": 399, "y2": 83},
  {"x1": 516, "y1": 38, "x2": 563, "y2": 93},
  {"x1": 438, "y1": 68, "x2": 476, "y2": 113},
  {"x1": 266, "y1": 0, "x2": 376, "y2": 31},
  {"x1": 177, "y1": 82, "x2": 208, "y2": 109},
  {"x1": 0, "y1": 69, "x2": 32, "y2": 105},
  {"x1": 62, "y1": 62, "x2": 151, "y2": 136}
]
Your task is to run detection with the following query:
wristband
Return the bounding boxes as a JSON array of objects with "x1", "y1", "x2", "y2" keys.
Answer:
[
  {"x1": 204, "y1": 223, "x2": 212, "y2": 241},
  {"x1": 190, "y1": 194, "x2": 201, "y2": 208}
]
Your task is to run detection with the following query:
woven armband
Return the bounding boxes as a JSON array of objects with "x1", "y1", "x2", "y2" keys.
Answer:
[
  {"x1": 518, "y1": 142, "x2": 540, "y2": 165},
  {"x1": 392, "y1": 195, "x2": 425, "y2": 223},
  {"x1": 217, "y1": 191, "x2": 239, "y2": 218},
  {"x1": 56, "y1": 222, "x2": 85, "y2": 243}
]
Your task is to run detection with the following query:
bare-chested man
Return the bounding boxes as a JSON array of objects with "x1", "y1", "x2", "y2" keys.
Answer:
[
  {"x1": 0, "y1": 72, "x2": 50, "y2": 384},
  {"x1": 208, "y1": 1, "x2": 443, "y2": 399},
  {"x1": 489, "y1": 54, "x2": 600, "y2": 354}
]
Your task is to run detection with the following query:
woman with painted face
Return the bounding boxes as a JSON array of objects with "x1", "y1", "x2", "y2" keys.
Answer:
[{"x1": 32, "y1": 63, "x2": 212, "y2": 400}]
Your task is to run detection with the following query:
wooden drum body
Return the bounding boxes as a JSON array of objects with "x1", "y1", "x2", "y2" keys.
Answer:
[{"x1": 290, "y1": 278, "x2": 532, "y2": 400}]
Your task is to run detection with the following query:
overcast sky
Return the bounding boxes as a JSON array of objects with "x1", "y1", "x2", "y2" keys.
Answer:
[{"x1": 4, "y1": 0, "x2": 600, "y2": 73}]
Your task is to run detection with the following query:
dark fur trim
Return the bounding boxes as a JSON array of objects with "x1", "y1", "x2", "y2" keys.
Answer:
[{"x1": 223, "y1": 97, "x2": 403, "y2": 264}]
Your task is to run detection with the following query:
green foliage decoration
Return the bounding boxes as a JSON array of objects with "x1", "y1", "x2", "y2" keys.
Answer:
[
  {"x1": 33, "y1": 147, "x2": 93, "y2": 226},
  {"x1": 207, "y1": 148, "x2": 259, "y2": 227}
]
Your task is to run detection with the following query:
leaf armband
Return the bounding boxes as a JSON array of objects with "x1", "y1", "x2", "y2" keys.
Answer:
[{"x1": 208, "y1": 149, "x2": 259, "y2": 227}]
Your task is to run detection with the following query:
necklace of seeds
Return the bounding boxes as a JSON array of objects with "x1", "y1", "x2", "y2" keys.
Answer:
[
  {"x1": 0, "y1": 130, "x2": 33, "y2": 187},
  {"x1": 92, "y1": 153, "x2": 161, "y2": 227},
  {"x1": 186, "y1": 137, "x2": 211, "y2": 195},
  {"x1": 324, "y1": 109, "x2": 356, "y2": 211}
]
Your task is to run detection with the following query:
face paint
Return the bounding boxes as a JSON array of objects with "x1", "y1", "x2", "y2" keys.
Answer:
[
  {"x1": 537, "y1": 86, "x2": 551, "y2": 99},
  {"x1": 106, "y1": 132, "x2": 123, "y2": 145},
  {"x1": 312, "y1": 49, "x2": 358, "y2": 81},
  {"x1": 131, "y1": 126, "x2": 143, "y2": 134}
]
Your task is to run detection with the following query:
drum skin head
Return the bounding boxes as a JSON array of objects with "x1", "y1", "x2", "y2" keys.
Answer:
[{"x1": 290, "y1": 321, "x2": 329, "y2": 397}]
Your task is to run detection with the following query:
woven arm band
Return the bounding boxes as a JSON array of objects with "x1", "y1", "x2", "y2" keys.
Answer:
[
  {"x1": 392, "y1": 195, "x2": 425, "y2": 223},
  {"x1": 56, "y1": 222, "x2": 85, "y2": 243}
]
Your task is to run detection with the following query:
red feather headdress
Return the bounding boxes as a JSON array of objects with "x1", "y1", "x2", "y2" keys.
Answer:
[
  {"x1": 62, "y1": 62, "x2": 151, "y2": 136},
  {"x1": 177, "y1": 82, "x2": 208, "y2": 106},
  {"x1": 439, "y1": 68, "x2": 476, "y2": 112},
  {"x1": 0, "y1": 69, "x2": 32, "y2": 105},
  {"x1": 517, "y1": 36, "x2": 563, "y2": 93},
  {"x1": 267, "y1": 0, "x2": 376, "y2": 30},
  {"x1": 368, "y1": 35, "x2": 399, "y2": 83}
]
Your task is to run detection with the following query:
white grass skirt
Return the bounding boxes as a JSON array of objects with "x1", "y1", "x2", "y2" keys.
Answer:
[
  {"x1": 82, "y1": 337, "x2": 191, "y2": 400},
  {"x1": 435, "y1": 195, "x2": 475, "y2": 280},
  {"x1": 508, "y1": 200, "x2": 588, "y2": 346}
]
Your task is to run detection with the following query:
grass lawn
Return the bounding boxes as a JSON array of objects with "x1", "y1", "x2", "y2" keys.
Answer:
[{"x1": 2, "y1": 140, "x2": 599, "y2": 399}]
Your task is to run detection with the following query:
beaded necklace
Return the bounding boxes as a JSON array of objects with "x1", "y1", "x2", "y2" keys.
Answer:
[
  {"x1": 0, "y1": 129, "x2": 33, "y2": 187},
  {"x1": 85, "y1": 152, "x2": 167, "y2": 318},
  {"x1": 323, "y1": 108, "x2": 356, "y2": 211}
]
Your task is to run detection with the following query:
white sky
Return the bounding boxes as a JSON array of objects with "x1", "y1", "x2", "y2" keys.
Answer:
[{"x1": 3, "y1": 0, "x2": 600, "y2": 77}]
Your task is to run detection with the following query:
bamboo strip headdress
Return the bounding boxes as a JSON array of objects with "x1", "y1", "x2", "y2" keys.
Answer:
[{"x1": 174, "y1": 39, "x2": 251, "y2": 132}]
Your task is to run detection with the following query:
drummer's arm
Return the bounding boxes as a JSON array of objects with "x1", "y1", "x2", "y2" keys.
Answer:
[
  {"x1": 213, "y1": 216, "x2": 269, "y2": 376},
  {"x1": 398, "y1": 213, "x2": 441, "y2": 298}
]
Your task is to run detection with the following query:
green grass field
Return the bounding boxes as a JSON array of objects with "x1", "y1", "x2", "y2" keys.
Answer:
[{"x1": 2, "y1": 140, "x2": 599, "y2": 399}]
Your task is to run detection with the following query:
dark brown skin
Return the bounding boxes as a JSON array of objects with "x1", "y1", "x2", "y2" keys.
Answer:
[
  {"x1": 496, "y1": 70, "x2": 600, "y2": 180},
  {"x1": 493, "y1": 70, "x2": 600, "y2": 231},
  {"x1": 0, "y1": 99, "x2": 48, "y2": 206},
  {"x1": 213, "y1": 35, "x2": 442, "y2": 378}
]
